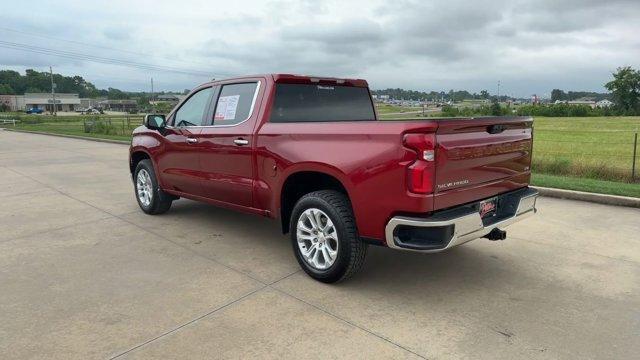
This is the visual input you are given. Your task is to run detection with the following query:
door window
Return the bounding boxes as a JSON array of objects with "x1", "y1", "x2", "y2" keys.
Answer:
[
  {"x1": 174, "y1": 87, "x2": 213, "y2": 127},
  {"x1": 212, "y1": 83, "x2": 259, "y2": 126}
]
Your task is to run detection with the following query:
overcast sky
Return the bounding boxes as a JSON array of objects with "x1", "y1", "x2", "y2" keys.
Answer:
[{"x1": 1, "y1": 0, "x2": 639, "y2": 97}]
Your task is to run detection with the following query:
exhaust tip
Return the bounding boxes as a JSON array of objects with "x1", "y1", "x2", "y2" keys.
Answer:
[{"x1": 484, "y1": 228, "x2": 507, "y2": 241}]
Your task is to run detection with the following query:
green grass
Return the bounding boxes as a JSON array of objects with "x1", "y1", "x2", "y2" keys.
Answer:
[
  {"x1": 532, "y1": 173, "x2": 640, "y2": 198},
  {"x1": 532, "y1": 117, "x2": 639, "y2": 182}
]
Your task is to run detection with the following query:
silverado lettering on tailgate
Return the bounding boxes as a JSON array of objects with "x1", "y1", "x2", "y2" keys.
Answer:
[
  {"x1": 446, "y1": 140, "x2": 531, "y2": 160},
  {"x1": 437, "y1": 179, "x2": 470, "y2": 190}
]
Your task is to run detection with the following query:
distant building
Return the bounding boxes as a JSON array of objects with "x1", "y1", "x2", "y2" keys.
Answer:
[
  {"x1": 372, "y1": 94, "x2": 390, "y2": 102},
  {"x1": 23, "y1": 93, "x2": 80, "y2": 112},
  {"x1": 596, "y1": 99, "x2": 613, "y2": 108},
  {"x1": 80, "y1": 98, "x2": 102, "y2": 109},
  {"x1": 151, "y1": 94, "x2": 186, "y2": 105},
  {"x1": 97, "y1": 99, "x2": 138, "y2": 112},
  {"x1": 555, "y1": 97, "x2": 597, "y2": 108},
  {"x1": 1, "y1": 93, "x2": 80, "y2": 112},
  {"x1": 567, "y1": 98, "x2": 596, "y2": 108},
  {"x1": 531, "y1": 94, "x2": 540, "y2": 105},
  {"x1": 0, "y1": 95, "x2": 24, "y2": 111}
]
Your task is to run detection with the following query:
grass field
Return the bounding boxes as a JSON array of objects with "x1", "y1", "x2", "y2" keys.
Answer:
[
  {"x1": 531, "y1": 117, "x2": 639, "y2": 182},
  {"x1": 1, "y1": 113, "x2": 639, "y2": 197}
]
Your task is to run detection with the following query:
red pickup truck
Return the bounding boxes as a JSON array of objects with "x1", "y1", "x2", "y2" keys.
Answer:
[{"x1": 130, "y1": 74, "x2": 538, "y2": 283}]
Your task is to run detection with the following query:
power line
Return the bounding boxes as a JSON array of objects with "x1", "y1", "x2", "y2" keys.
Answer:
[
  {"x1": 0, "y1": 26, "x2": 216, "y2": 69},
  {"x1": 0, "y1": 40, "x2": 222, "y2": 77},
  {"x1": 0, "y1": 40, "x2": 211, "y2": 76}
]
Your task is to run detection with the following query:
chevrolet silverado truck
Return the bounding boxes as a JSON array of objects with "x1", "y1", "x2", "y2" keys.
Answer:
[{"x1": 130, "y1": 74, "x2": 538, "y2": 283}]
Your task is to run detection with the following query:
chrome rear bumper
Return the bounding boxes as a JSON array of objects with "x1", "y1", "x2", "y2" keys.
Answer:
[{"x1": 385, "y1": 188, "x2": 538, "y2": 252}]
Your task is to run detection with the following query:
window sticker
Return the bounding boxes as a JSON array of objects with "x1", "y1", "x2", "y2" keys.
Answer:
[{"x1": 214, "y1": 95, "x2": 240, "y2": 121}]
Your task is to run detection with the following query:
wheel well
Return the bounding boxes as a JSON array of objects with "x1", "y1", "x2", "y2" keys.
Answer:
[
  {"x1": 130, "y1": 151, "x2": 150, "y2": 174},
  {"x1": 280, "y1": 171, "x2": 349, "y2": 234}
]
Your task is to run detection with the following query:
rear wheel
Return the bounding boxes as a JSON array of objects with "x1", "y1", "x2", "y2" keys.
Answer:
[
  {"x1": 134, "y1": 159, "x2": 172, "y2": 215},
  {"x1": 290, "y1": 190, "x2": 367, "y2": 283}
]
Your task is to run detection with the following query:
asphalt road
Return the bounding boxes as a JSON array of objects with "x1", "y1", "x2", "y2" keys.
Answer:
[{"x1": 1, "y1": 130, "x2": 639, "y2": 359}]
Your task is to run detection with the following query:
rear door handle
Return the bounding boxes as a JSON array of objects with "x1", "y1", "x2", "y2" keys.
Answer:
[
  {"x1": 186, "y1": 137, "x2": 198, "y2": 144},
  {"x1": 234, "y1": 138, "x2": 249, "y2": 146}
]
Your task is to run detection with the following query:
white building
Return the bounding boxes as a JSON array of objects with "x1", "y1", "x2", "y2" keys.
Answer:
[
  {"x1": 23, "y1": 93, "x2": 81, "y2": 112},
  {"x1": 566, "y1": 98, "x2": 596, "y2": 108}
]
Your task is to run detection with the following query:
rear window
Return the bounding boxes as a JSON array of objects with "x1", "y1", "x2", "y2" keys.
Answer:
[{"x1": 269, "y1": 84, "x2": 375, "y2": 123}]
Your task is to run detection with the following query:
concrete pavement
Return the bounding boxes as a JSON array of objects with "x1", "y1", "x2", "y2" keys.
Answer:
[{"x1": 1, "y1": 130, "x2": 638, "y2": 359}]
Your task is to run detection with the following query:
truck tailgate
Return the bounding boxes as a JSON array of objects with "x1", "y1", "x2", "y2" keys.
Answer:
[{"x1": 433, "y1": 117, "x2": 533, "y2": 210}]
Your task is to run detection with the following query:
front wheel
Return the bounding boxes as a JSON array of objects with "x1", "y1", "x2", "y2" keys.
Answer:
[
  {"x1": 290, "y1": 190, "x2": 367, "y2": 283},
  {"x1": 134, "y1": 159, "x2": 173, "y2": 215}
]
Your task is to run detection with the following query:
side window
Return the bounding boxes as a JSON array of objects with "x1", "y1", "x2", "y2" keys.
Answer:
[
  {"x1": 174, "y1": 87, "x2": 213, "y2": 127},
  {"x1": 212, "y1": 82, "x2": 258, "y2": 126}
]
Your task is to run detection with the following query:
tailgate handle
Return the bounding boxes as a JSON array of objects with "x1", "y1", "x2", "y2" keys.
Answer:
[{"x1": 487, "y1": 124, "x2": 506, "y2": 134}]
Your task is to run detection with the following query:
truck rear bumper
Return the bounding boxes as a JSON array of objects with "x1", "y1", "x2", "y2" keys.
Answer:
[{"x1": 384, "y1": 187, "x2": 538, "y2": 252}]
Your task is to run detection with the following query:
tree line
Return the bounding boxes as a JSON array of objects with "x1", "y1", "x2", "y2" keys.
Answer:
[
  {"x1": 550, "y1": 89, "x2": 610, "y2": 102},
  {"x1": 0, "y1": 69, "x2": 101, "y2": 98},
  {"x1": 382, "y1": 66, "x2": 640, "y2": 116},
  {"x1": 370, "y1": 88, "x2": 511, "y2": 102},
  {"x1": 3, "y1": 66, "x2": 639, "y2": 116},
  {"x1": 0, "y1": 69, "x2": 188, "y2": 101}
]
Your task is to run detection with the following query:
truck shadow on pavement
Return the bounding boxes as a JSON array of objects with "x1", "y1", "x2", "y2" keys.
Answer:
[{"x1": 155, "y1": 199, "x2": 526, "y2": 294}]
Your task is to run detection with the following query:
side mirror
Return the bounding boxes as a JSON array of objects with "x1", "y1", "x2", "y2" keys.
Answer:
[{"x1": 144, "y1": 114, "x2": 166, "y2": 130}]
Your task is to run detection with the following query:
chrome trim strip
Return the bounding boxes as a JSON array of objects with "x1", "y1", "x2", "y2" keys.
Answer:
[{"x1": 384, "y1": 192, "x2": 538, "y2": 253}]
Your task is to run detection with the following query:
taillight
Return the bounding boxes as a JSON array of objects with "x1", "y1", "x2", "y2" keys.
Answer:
[{"x1": 403, "y1": 133, "x2": 436, "y2": 194}]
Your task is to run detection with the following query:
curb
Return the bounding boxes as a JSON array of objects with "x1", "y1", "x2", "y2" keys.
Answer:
[
  {"x1": 2, "y1": 128, "x2": 130, "y2": 145},
  {"x1": 533, "y1": 186, "x2": 640, "y2": 208}
]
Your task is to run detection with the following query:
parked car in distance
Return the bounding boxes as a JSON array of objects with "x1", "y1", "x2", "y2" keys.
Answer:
[
  {"x1": 83, "y1": 108, "x2": 103, "y2": 114},
  {"x1": 26, "y1": 107, "x2": 43, "y2": 114},
  {"x1": 129, "y1": 74, "x2": 538, "y2": 283}
]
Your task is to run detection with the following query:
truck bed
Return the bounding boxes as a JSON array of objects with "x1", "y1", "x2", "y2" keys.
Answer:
[{"x1": 256, "y1": 116, "x2": 533, "y2": 240}]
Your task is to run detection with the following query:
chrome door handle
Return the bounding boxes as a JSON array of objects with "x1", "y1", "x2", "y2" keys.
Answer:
[
  {"x1": 186, "y1": 138, "x2": 198, "y2": 144},
  {"x1": 234, "y1": 139, "x2": 249, "y2": 146}
]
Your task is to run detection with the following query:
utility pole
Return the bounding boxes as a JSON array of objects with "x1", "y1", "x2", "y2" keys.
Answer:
[
  {"x1": 50, "y1": 66, "x2": 57, "y2": 116},
  {"x1": 150, "y1": 77, "x2": 155, "y2": 113},
  {"x1": 497, "y1": 80, "x2": 501, "y2": 103}
]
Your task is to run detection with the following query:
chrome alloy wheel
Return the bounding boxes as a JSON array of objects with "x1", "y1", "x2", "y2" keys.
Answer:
[
  {"x1": 136, "y1": 169, "x2": 153, "y2": 207},
  {"x1": 296, "y1": 208, "x2": 339, "y2": 270}
]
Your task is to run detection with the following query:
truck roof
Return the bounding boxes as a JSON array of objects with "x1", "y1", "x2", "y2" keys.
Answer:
[{"x1": 208, "y1": 74, "x2": 369, "y2": 88}]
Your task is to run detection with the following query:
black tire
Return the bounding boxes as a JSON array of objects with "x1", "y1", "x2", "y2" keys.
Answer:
[
  {"x1": 133, "y1": 159, "x2": 173, "y2": 215},
  {"x1": 290, "y1": 190, "x2": 367, "y2": 283}
]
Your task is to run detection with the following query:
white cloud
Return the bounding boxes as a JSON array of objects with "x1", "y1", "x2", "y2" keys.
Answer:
[{"x1": 1, "y1": 0, "x2": 639, "y2": 96}]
